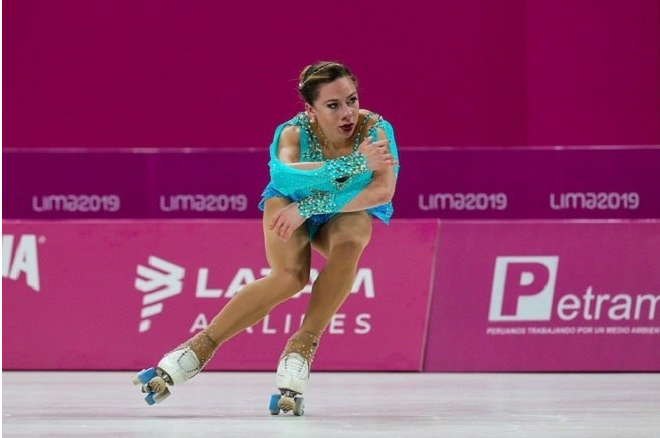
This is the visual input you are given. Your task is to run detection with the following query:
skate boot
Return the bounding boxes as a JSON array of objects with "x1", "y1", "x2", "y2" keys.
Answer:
[
  {"x1": 269, "y1": 331, "x2": 319, "y2": 416},
  {"x1": 132, "y1": 331, "x2": 217, "y2": 405}
]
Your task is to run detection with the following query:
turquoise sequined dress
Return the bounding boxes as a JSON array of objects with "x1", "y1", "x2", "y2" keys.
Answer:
[{"x1": 258, "y1": 112, "x2": 400, "y2": 238}]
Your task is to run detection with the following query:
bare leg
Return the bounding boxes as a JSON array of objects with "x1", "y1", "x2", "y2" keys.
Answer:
[
  {"x1": 182, "y1": 197, "x2": 312, "y2": 366},
  {"x1": 281, "y1": 211, "x2": 373, "y2": 363}
]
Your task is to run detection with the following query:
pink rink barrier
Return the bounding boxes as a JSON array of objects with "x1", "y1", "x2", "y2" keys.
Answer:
[
  {"x1": 3, "y1": 220, "x2": 658, "y2": 371},
  {"x1": 424, "y1": 221, "x2": 660, "y2": 372},
  {"x1": 2, "y1": 220, "x2": 436, "y2": 371}
]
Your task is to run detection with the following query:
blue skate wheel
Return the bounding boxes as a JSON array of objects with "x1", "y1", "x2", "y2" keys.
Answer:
[
  {"x1": 269, "y1": 393, "x2": 281, "y2": 415},
  {"x1": 137, "y1": 368, "x2": 158, "y2": 385},
  {"x1": 144, "y1": 392, "x2": 157, "y2": 406},
  {"x1": 144, "y1": 387, "x2": 170, "y2": 406}
]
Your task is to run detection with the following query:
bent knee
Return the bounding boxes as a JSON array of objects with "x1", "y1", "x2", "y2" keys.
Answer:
[
  {"x1": 272, "y1": 266, "x2": 310, "y2": 292},
  {"x1": 328, "y1": 230, "x2": 371, "y2": 255}
]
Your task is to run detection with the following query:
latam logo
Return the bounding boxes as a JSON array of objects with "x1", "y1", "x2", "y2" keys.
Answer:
[
  {"x1": 2, "y1": 234, "x2": 41, "y2": 292},
  {"x1": 135, "y1": 256, "x2": 185, "y2": 333},
  {"x1": 136, "y1": 255, "x2": 376, "y2": 333},
  {"x1": 489, "y1": 256, "x2": 659, "y2": 322}
]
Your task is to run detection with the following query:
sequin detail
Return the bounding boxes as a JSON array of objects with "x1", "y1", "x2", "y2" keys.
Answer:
[
  {"x1": 259, "y1": 112, "x2": 399, "y2": 237},
  {"x1": 173, "y1": 330, "x2": 219, "y2": 369},
  {"x1": 297, "y1": 112, "x2": 374, "y2": 190},
  {"x1": 280, "y1": 331, "x2": 320, "y2": 364},
  {"x1": 297, "y1": 190, "x2": 337, "y2": 219},
  {"x1": 298, "y1": 112, "x2": 372, "y2": 163},
  {"x1": 324, "y1": 152, "x2": 368, "y2": 179}
]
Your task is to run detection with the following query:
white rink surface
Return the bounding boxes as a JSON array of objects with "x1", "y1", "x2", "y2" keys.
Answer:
[{"x1": 3, "y1": 371, "x2": 659, "y2": 437}]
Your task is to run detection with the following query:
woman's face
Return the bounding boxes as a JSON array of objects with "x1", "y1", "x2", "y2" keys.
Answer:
[{"x1": 307, "y1": 76, "x2": 359, "y2": 144}]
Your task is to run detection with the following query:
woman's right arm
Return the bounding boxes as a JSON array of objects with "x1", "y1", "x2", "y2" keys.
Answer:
[
  {"x1": 276, "y1": 125, "x2": 325, "y2": 169},
  {"x1": 276, "y1": 125, "x2": 303, "y2": 164}
]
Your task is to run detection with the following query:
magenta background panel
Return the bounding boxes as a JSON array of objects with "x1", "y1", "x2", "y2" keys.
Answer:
[
  {"x1": 424, "y1": 221, "x2": 660, "y2": 372},
  {"x1": 4, "y1": 218, "x2": 657, "y2": 372},
  {"x1": 3, "y1": 0, "x2": 658, "y2": 149},
  {"x1": 2, "y1": 220, "x2": 436, "y2": 371},
  {"x1": 4, "y1": 147, "x2": 659, "y2": 219},
  {"x1": 397, "y1": 147, "x2": 660, "y2": 219}
]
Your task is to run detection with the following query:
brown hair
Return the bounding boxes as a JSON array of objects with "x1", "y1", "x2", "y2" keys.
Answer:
[{"x1": 298, "y1": 61, "x2": 357, "y2": 105}]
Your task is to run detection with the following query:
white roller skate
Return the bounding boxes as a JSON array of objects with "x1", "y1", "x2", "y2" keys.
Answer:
[
  {"x1": 269, "y1": 331, "x2": 319, "y2": 416},
  {"x1": 132, "y1": 346, "x2": 201, "y2": 405},
  {"x1": 132, "y1": 331, "x2": 217, "y2": 405}
]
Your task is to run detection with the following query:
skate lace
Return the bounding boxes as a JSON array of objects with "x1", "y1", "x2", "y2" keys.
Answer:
[
  {"x1": 284, "y1": 353, "x2": 308, "y2": 376},
  {"x1": 177, "y1": 348, "x2": 201, "y2": 374}
]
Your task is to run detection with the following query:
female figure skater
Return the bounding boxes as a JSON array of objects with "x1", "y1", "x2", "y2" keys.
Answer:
[{"x1": 136, "y1": 61, "x2": 399, "y2": 414}]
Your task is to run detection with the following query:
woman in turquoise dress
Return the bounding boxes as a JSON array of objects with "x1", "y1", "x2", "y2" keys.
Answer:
[{"x1": 138, "y1": 61, "x2": 399, "y2": 412}]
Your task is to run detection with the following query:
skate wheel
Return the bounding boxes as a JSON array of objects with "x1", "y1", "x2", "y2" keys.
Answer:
[
  {"x1": 293, "y1": 395, "x2": 305, "y2": 416},
  {"x1": 147, "y1": 376, "x2": 167, "y2": 393},
  {"x1": 278, "y1": 395, "x2": 296, "y2": 413},
  {"x1": 132, "y1": 368, "x2": 154, "y2": 385},
  {"x1": 153, "y1": 388, "x2": 171, "y2": 404},
  {"x1": 268, "y1": 393, "x2": 281, "y2": 415},
  {"x1": 135, "y1": 368, "x2": 158, "y2": 385},
  {"x1": 145, "y1": 392, "x2": 157, "y2": 406},
  {"x1": 145, "y1": 388, "x2": 171, "y2": 405}
]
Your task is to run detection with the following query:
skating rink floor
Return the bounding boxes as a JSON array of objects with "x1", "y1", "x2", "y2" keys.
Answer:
[{"x1": 3, "y1": 371, "x2": 659, "y2": 437}]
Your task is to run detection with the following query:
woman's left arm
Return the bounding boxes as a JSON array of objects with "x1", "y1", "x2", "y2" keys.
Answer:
[
  {"x1": 270, "y1": 127, "x2": 398, "y2": 241},
  {"x1": 339, "y1": 166, "x2": 396, "y2": 212},
  {"x1": 339, "y1": 127, "x2": 397, "y2": 211}
]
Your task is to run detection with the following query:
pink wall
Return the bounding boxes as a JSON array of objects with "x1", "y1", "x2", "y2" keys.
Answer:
[
  {"x1": 4, "y1": 0, "x2": 658, "y2": 149},
  {"x1": 425, "y1": 221, "x2": 660, "y2": 372},
  {"x1": 526, "y1": 0, "x2": 660, "y2": 146},
  {"x1": 3, "y1": 219, "x2": 658, "y2": 371},
  {"x1": 3, "y1": 220, "x2": 435, "y2": 371},
  {"x1": 5, "y1": 147, "x2": 660, "y2": 219}
]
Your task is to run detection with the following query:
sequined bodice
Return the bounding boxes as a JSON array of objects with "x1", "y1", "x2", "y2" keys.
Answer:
[
  {"x1": 261, "y1": 111, "x2": 399, "y2": 227},
  {"x1": 293, "y1": 112, "x2": 381, "y2": 162}
]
